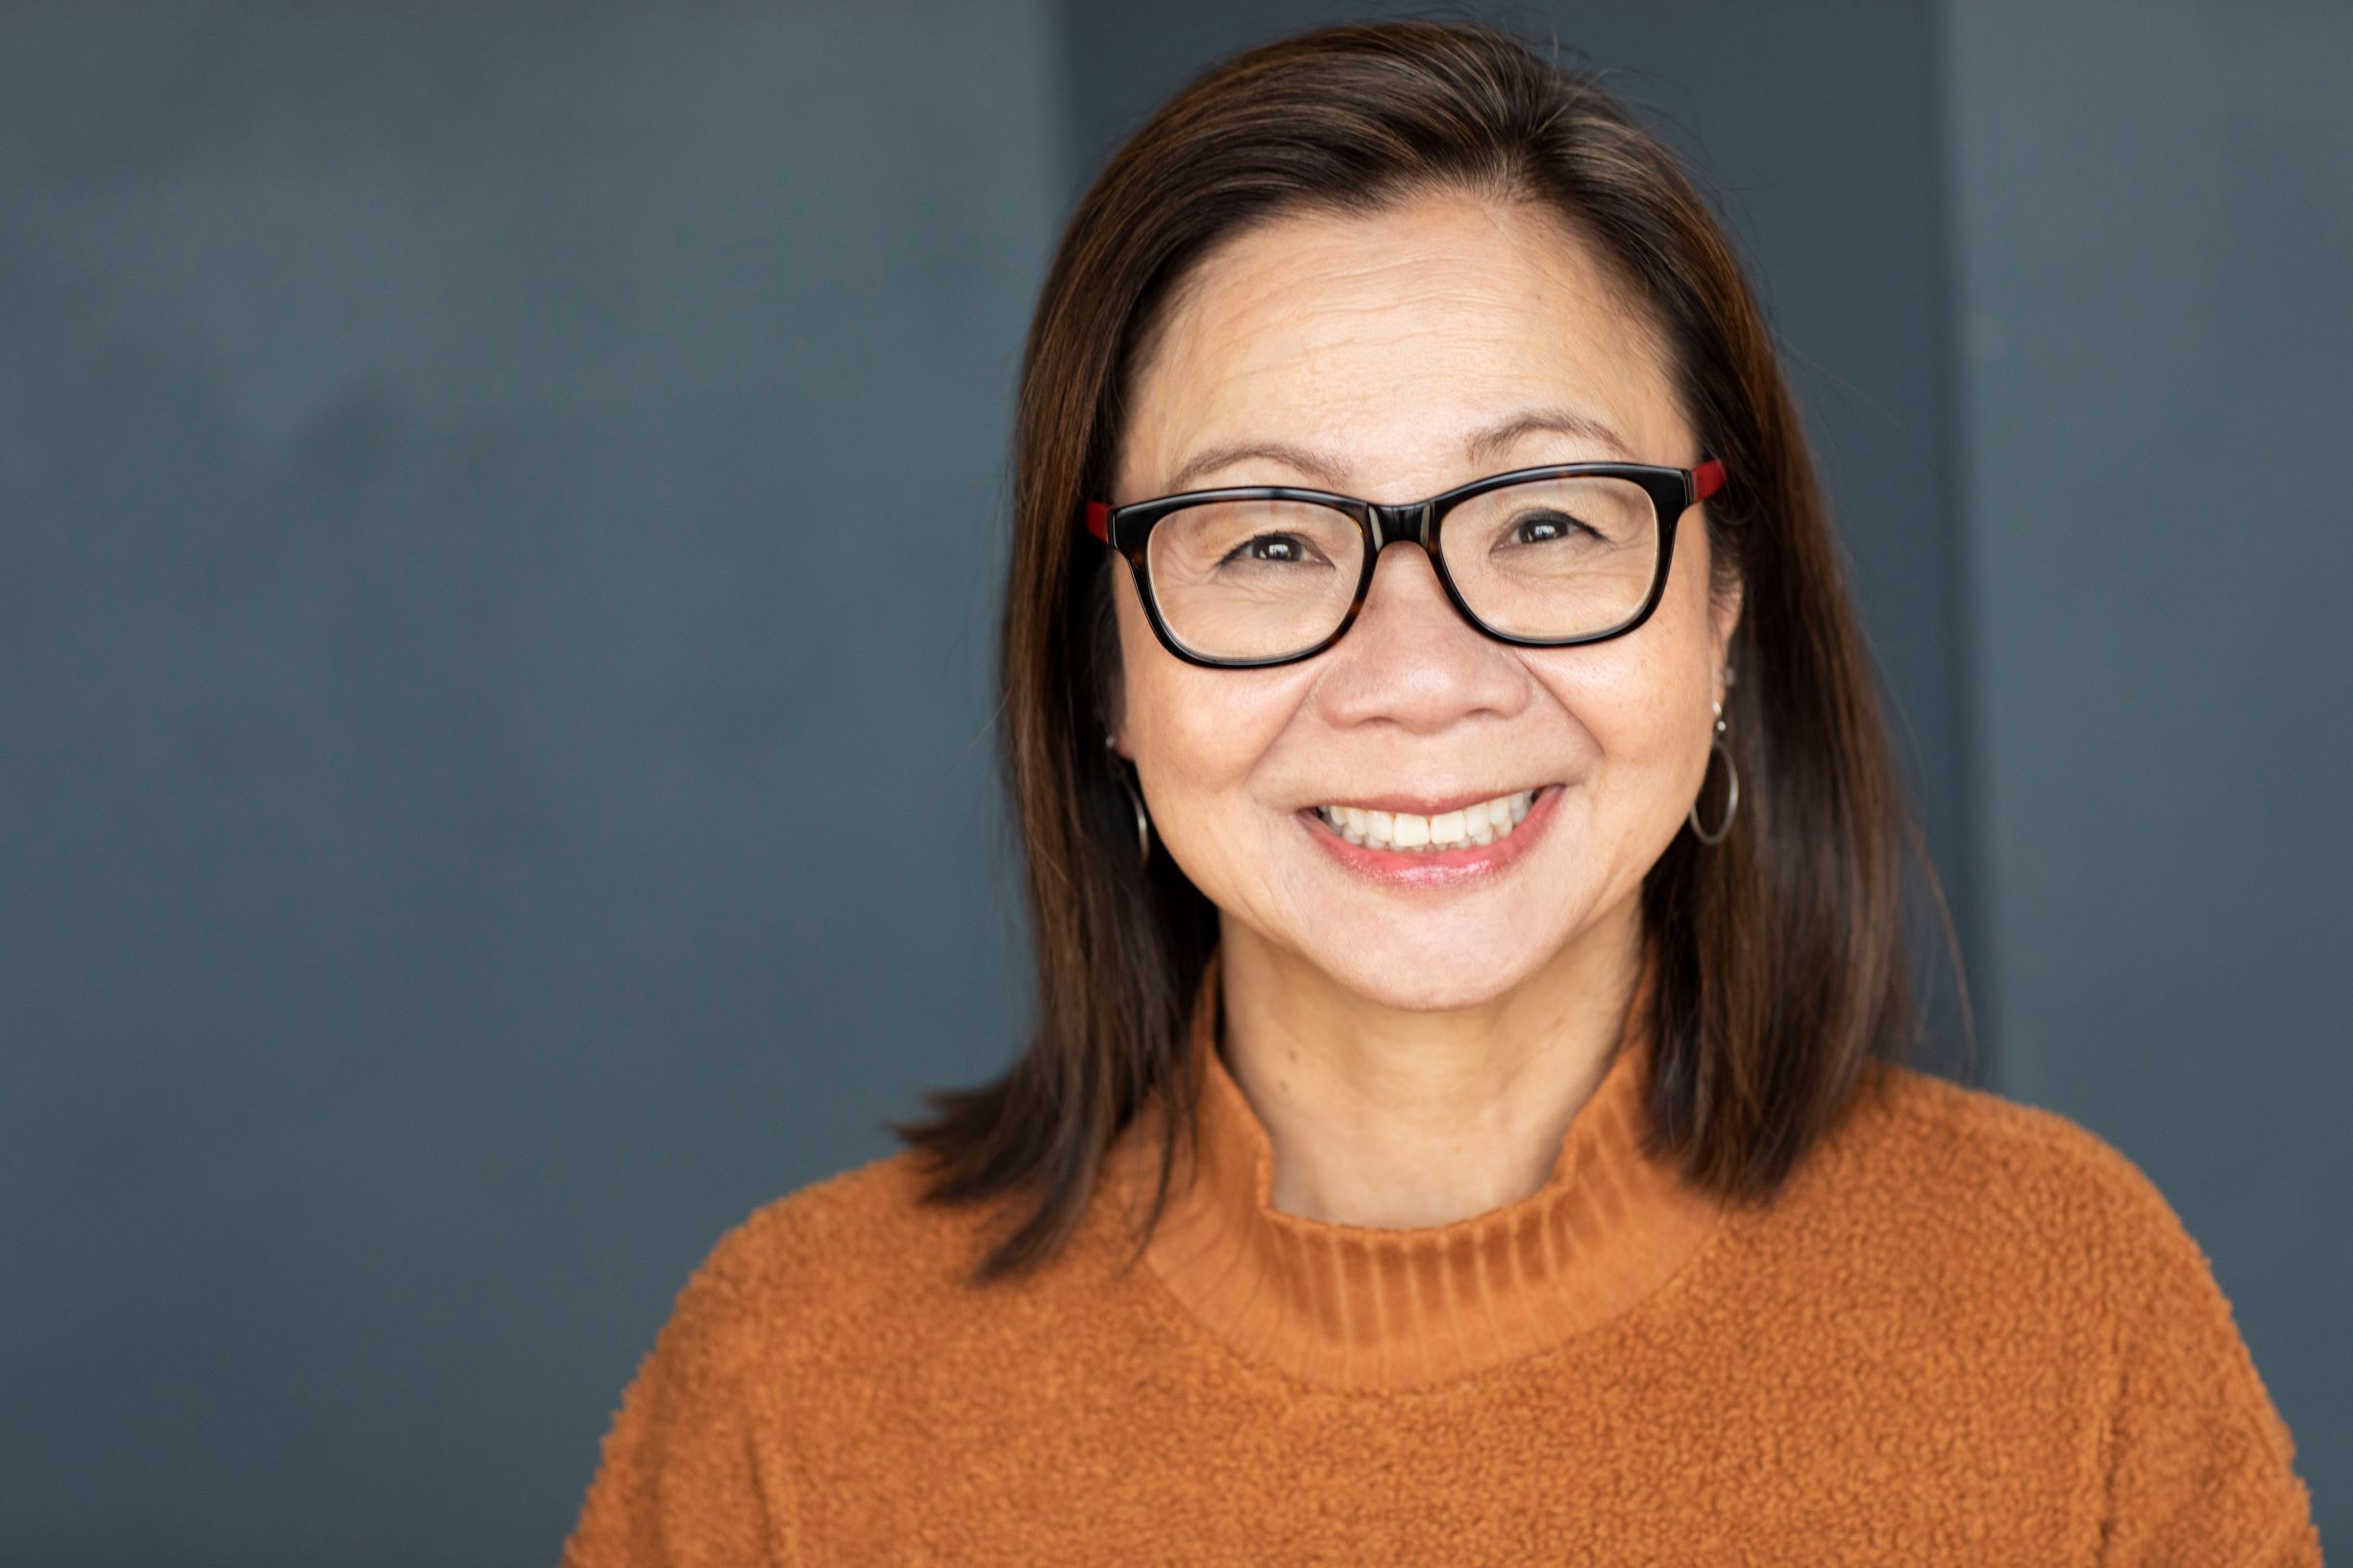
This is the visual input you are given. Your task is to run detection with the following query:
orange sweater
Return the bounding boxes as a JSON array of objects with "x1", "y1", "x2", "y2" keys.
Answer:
[{"x1": 562, "y1": 948, "x2": 2321, "y2": 1564}]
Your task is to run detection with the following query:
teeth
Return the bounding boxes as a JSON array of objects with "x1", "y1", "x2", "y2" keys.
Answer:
[{"x1": 1314, "y1": 788, "x2": 1542, "y2": 851}]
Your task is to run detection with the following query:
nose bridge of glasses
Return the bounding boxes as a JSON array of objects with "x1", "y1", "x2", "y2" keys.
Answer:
[{"x1": 1364, "y1": 500, "x2": 1435, "y2": 551}]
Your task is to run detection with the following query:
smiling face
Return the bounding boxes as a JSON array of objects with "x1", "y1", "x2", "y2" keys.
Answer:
[{"x1": 1106, "y1": 187, "x2": 1741, "y2": 1013}]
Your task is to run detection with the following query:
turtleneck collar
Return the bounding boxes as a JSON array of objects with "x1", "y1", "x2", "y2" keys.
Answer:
[{"x1": 1104, "y1": 938, "x2": 1728, "y2": 1392}]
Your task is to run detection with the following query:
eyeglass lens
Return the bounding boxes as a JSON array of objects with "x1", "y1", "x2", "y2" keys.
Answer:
[{"x1": 1140, "y1": 474, "x2": 1661, "y2": 661}]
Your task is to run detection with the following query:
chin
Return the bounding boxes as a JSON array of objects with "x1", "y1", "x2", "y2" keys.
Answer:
[{"x1": 1293, "y1": 924, "x2": 1562, "y2": 1013}]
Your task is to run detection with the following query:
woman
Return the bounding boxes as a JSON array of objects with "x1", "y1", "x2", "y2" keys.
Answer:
[{"x1": 563, "y1": 19, "x2": 2318, "y2": 1564}]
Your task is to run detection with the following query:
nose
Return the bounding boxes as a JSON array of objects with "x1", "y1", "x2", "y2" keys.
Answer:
[{"x1": 1309, "y1": 537, "x2": 1528, "y2": 733}]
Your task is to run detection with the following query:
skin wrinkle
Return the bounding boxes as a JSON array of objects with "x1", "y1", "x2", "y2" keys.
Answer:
[{"x1": 1163, "y1": 407, "x2": 1640, "y2": 499}]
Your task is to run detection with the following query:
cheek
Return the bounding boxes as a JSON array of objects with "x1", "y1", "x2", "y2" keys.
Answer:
[
  {"x1": 1522, "y1": 564, "x2": 1716, "y2": 802},
  {"x1": 1528, "y1": 653, "x2": 1687, "y2": 768},
  {"x1": 1113, "y1": 569, "x2": 1290, "y2": 796}
]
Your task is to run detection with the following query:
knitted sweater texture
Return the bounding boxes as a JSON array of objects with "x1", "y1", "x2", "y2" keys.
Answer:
[{"x1": 562, "y1": 946, "x2": 2321, "y2": 1564}]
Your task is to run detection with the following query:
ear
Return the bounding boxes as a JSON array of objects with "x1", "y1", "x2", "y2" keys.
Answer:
[
  {"x1": 1709, "y1": 576, "x2": 1745, "y2": 708},
  {"x1": 1096, "y1": 566, "x2": 1136, "y2": 759},
  {"x1": 1096, "y1": 682, "x2": 1130, "y2": 765},
  {"x1": 1097, "y1": 651, "x2": 1130, "y2": 761}
]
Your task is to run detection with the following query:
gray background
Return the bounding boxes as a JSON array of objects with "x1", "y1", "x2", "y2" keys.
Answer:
[{"x1": 1, "y1": 1, "x2": 2340, "y2": 1560}]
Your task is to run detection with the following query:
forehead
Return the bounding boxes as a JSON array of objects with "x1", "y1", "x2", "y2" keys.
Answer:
[{"x1": 1118, "y1": 190, "x2": 1683, "y2": 495}]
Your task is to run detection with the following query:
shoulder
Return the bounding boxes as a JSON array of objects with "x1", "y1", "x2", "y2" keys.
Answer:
[
  {"x1": 1801, "y1": 1058, "x2": 2203, "y2": 1262},
  {"x1": 1820, "y1": 1072, "x2": 2317, "y2": 1550},
  {"x1": 1732, "y1": 1066, "x2": 2317, "y2": 1550},
  {"x1": 1731, "y1": 1058, "x2": 2261, "y2": 1344},
  {"x1": 661, "y1": 1146, "x2": 1053, "y2": 1367},
  {"x1": 684, "y1": 1146, "x2": 978, "y2": 1298},
  {"x1": 1738, "y1": 1059, "x2": 2300, "y2": 1408}
]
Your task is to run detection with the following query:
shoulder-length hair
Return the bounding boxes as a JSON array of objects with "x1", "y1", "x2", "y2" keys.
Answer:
[{"x1": 885, "y1": 16, "x2": 1965, "y2": 1285}]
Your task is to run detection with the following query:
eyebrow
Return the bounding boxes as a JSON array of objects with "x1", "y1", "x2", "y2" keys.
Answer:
[{"x1": 1163, "y1": 407, "x2": 1640, "y2": 495}]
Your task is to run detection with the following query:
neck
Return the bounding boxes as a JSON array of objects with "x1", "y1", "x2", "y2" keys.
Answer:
[
  {"x1": 1214, "y1": 903, "x2": 1651, "y2": 1231},
  {"x1": 1100, "y1": 922, "x2": 1728, "y2": 1391}
]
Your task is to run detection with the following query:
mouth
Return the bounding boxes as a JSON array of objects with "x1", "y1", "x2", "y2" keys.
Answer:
[
  {"x1": 1293, "y1": 783, "x2": 1566, "y2": 888},
  {"x1": 1307, "y1": 785, "x2": 1539, "y2": 851}
]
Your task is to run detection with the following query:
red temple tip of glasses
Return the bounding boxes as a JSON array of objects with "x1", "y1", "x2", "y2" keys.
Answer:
[
  {"x1": 1084, "y1": 501, "x2": 1110, "y2": 541},
  {"x1": 1692, "y1": 459, "x2": 1726, "y2": 501}
]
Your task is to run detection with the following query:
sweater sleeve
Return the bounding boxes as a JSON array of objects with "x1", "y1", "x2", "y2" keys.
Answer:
[
  {"x1": 2092, "y1": 1152, "x2": 2320, "y2": 1566},
  {"x1": 560, "y1": 1227, "x2": 792, "y2": 1568}
]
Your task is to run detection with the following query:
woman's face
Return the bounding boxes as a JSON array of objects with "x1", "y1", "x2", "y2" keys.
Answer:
[{"x1": 1108, "y1": 189, "x2": 1740, "y2": 1011}]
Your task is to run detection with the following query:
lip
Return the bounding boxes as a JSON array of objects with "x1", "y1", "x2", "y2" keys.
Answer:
[
  {"x1": 1304, "y1": 785, "x2": 1548, "y2": 817},
  {"x1": 1294, "y1": 783, "x2": 1565, "y2": 891}
]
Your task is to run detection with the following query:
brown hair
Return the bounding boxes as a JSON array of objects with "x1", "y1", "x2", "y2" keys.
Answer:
[{"x1": 885, "y1": 15, "x2": 1968, "y2": 1284}]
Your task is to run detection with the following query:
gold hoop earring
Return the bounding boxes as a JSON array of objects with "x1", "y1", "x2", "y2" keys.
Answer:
[
  {"x1": 1105, "y1": 732, "x2": 1151, "y2": 870},
  {"x1": 1688, "y1": 698, "x2": 1739, "y2": 845}
]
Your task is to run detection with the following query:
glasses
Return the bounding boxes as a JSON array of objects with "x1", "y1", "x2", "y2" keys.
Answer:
[{"x1": 1082, "y1": 459, "x2": 1727, "y2": 668}]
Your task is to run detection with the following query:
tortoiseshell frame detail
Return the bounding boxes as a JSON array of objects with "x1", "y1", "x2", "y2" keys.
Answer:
[{"x1": 1082, "y1": 458, "x2": 1728, "y2": 669}]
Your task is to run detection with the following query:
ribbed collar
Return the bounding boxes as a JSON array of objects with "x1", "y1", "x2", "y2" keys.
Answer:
[{"x1": 1106, "y1": 939, "x2": 1728, "y2": 1392}]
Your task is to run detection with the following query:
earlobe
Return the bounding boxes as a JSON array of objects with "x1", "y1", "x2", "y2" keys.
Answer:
[
  {"x1": 1100, "y1": 687, "x2": 1128, "y2": 759},
  {"x1": 1711, "y1": 587, "x2": 1745, "y2": 707}
]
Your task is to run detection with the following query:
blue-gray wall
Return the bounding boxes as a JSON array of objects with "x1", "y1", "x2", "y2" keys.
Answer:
[
  {"x1": 1941, "y1": 0, "x2": 2352, "y2": 1520},
  {"x1": 1, "y1": 6, "x2": 1058, "y2": 1562},
  {"x1": 0, "y1": 3, "x2": 2338, "y2": 1559}
]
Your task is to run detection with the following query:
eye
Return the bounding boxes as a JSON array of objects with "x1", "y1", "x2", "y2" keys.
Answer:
[
  {"x1": 1507, "y1": 510, "x2": 1595, "y2": 546},
  {"x1": 1217, "y1": 532, "x2": 1326, "y2": 568}
]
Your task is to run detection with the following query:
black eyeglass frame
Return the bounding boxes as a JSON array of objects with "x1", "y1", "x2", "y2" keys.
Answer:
[{"x1": 1082, "y1": 458, "x2": 1728, "y2": 669}]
